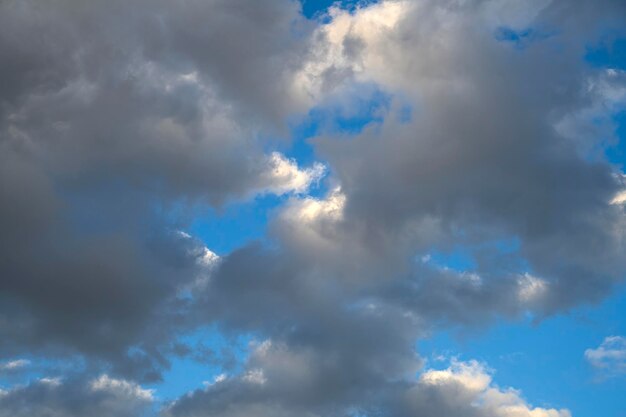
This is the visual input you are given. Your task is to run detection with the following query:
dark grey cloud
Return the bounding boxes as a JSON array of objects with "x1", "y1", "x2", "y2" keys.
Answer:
[{"x1": 0, "y1": 0, "x2": 319, "y2": 381}]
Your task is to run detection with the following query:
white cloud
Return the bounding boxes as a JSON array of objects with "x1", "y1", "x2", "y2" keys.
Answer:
[
  {"x1": 517, "y1": 274, "x2": 548, "y2": 304},
  {"x1": 414, "y1": 360, "x2": 572, "y2": 417},
  {"x1": 420, "y1": 359, "x2": 492, "y2": 392},
  {"x1": 281, "y1": 186, "x2": 346, "y2": 224},
  {"x1": 203, "y1": 373, "x2": 228, "y2": 387},
  {"x1": 585, "y1": 336, "x2": 626, "y2": 377},
  {"x1": 257, "y1": 152, "x2": 326, "y2": 197},
  {"x1": 90, "y1": 374, "x2": 154, "y2": 402},
  {"x1": 273, "y1": 187, "x2": 357, "y2": 271},
  {"x1": 0, "y1": 359, "x2": 30, "y2": 372},
  {"x1": 39, "y1": 377, "x2": 62, "y2": 387},
  {"x1": 612, "y1": 190, "x2": 626, "y2": 205},
  {"x1": 296, "y1": 0, "x2": 408, "y2": 99}
]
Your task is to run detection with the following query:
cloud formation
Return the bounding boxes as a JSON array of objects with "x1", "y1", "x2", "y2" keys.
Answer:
[
  {"x1": 307, "y1": 0, "x2": 626, "y2": 316},
  {"x1": 0, "y1": 0, "x2": 321, "y2": 381},
  {"x1": 0, "y1": 0, "x2": 625, "y2": 416}
]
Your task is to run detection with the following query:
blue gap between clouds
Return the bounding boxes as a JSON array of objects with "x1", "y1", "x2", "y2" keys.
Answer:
[
  {"x1": 423, "y1": 237, "x2": 523, "y2": 274},
  {"x1": 606, "y1": 111, "x2": 626, "y2": 167},
  {"x1": 148, "y1": 327, "x2": 253, "y2": 401},
  {"x1": 586, "y1": 34, "x2": 626, "y2": 167},
  {"x1": 494, "y1": 26, "x2": 556, "y2": 50},
  {"x1": 0, "y1": 356, "x2": 88, "y2": 395},
  {"x1": 301, "y1": 0, "x2": 379, "y2": 19},
  {"x1": 586, "y1": 36, "x2": 626, "y2": 70}
]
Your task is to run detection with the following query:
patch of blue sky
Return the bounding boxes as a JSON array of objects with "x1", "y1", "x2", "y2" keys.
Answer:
[
  {"x1": 287, "y1": 83, "x2": 397, "y2": 171},
  {"x1": 293, "y1": 83, "x2": 391, "y2": 138},
  {"x1": 494, "y1": 26, "x2": 556, "y2": 49},
  {"x1": 585, "y1": 35, "x2": 626, "y2": 168},
  {"x1": 419, "y1": 284, "x2": 626, "y2": 417},
  {"x1": 187, "y1": 194, "x2": 284, "y2": 256},
  {"x1": 425, "y1": 248, "x2": 477, "y2": 272},
  {"x1": 606, "y1": 111, "x2": 626, "y2": 168},
  {"x1": 422, "y1": 236, "x2": 527, "y2": 274},
  {"x1": 301, "y1": 0, "x2": 379, "y2": 20},
  {"x1": 485, "y1": 236, "x2": 521, "y2": 253},
  {"x1": 150, "y1": 326, "x2": 254, "y2": 401},
  {"x1": 0, "y1": 355, "x2": 86, "y2": 390},
  {"x1": 586, "y1": 35, "x2": 626, "y2": 70}
]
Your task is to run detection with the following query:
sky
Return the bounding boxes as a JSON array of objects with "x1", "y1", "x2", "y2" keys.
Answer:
[{"x1": 0, "y1": 1, "x2": 625, "y2": 417}]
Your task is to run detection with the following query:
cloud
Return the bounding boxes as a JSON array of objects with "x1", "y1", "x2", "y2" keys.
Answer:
[
  {"x1": 0, "y1": 375, "x2": 153, "y2": 417},
  {"x1": 0, "y1": 0, "x2": 625, "y2": 416},
  {"x1": 255, "y1": 153, "x2": 326, "y2": 197},
  {"x1": 0, "y1": 0, "x2": 322, "y2": 380},
  {"x1": 166, "y1": 355, "x2": 571, "y2": 417},
  {"x1": 403, "y1": 360, "x2": 571, "y2": 417},
  {"x1": 168, "y1": 1, "x2": 625, "y2": 414},
  {"x1": 90, "y1": 374, "x2": 155, "y2": 402},
  {"x1": 306, "y1": 0, "x2": 626, "y2": 315},
  {"x1": 585, "y1": 336, "x2": 626, "y2": 378}
]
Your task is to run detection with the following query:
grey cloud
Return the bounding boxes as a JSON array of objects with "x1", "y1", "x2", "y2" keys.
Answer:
[
  {"x1": 167, "y1": 1, "x2": 625, "y2": 414},
  {"x1": 164, "y1": 339, "x2": 413, "y2": 417},
  {"x1": 0, "y1": 0, "x2": 318, "y2": 380},
  {"x1": 0, "y1": 375, "x2": 154, "y2": 417},
  {"x1": 166, "y1": 353, "x2": 570, "y2": 417},
  {"x1": 308, "y1": 0, "x2": 626, "y2": 316}
]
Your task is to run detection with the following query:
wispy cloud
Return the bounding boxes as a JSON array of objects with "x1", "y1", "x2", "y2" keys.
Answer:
[
  {"x1": 585, "y1": 336, "x2": 626, "y2": 379},
  {"x1": 0, "y1": 359, "x2": 30, "y2": 372}
]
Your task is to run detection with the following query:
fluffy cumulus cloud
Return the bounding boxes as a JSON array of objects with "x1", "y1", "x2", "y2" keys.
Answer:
[
  {"x1": 404, "y1": 360, "x2": 571, "y2": 417},
  {"x1": 1, "y1": 0, "x2": 625, "y2": 416}
]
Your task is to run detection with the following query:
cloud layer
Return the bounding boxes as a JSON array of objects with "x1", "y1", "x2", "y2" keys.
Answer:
[{"x1": 0, "y1": 0, "x2": 625, "y2": 416}]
